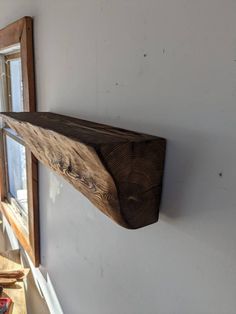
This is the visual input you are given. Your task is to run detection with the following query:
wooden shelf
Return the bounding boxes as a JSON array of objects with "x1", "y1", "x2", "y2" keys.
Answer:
[{"x1": 0, "y1": 112, "x2": 166, "y2": 229}]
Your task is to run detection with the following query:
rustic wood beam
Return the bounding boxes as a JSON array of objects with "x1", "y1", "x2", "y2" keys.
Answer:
[{"x1": 0, "y1": 112, "x2": 166, "y2": 229}]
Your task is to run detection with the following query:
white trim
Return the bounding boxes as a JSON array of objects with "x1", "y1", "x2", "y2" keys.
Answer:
[{"x1": 0, "y1": 43, "x2": 20, "y2": 55}]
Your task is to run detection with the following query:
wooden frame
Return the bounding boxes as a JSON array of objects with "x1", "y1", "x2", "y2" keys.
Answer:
[{"x1": 0, "y1": 17, "x2": 39, "y2": 266}]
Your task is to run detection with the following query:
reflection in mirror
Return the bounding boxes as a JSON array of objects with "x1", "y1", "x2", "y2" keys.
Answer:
[
  {"x1": 5, "y1": 133, "x2": 28, "y2": 213},
  {"x1": 8, "y1": 57, "x2": 23, "y2": 111},
  {"x1": 0, "y1": 46, "x2": 29, "y2": 233},
  {"x1": 0, "y1": 44, "x2": 22, "y2": 112}
]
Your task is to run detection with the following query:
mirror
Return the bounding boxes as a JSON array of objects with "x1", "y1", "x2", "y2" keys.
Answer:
[{"x1": 0, "y1": 17, "x2": 39, "y2": 266}]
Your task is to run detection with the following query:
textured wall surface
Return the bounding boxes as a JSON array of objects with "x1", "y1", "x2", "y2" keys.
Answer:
[{"x1": 0, "y1": 1, "x2": 236, "y2": 313}]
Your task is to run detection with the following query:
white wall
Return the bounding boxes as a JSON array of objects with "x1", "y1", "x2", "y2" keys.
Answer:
[{"x1": 0, "y1": 1, "x2": 236, "y2": 313}]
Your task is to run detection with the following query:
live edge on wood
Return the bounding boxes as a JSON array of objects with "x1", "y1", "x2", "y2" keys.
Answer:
[{"x1": 0, "y1": 112, "x2": 166, "y2": 229}]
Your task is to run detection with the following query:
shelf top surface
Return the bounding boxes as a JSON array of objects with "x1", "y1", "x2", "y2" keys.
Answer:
[{"x1": 0, "y1": 112, "x2": 163, "y2": 146}]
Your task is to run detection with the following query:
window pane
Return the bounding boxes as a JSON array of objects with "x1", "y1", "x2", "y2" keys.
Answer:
[
  {"x1": 5, "y1": 135, "x2": 28, "y2": 213},
  {"x1": 9, "y1": 59, "x2": 23, "y2": 112}
]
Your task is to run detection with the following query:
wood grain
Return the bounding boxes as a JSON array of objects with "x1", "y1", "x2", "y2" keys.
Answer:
[
  {"x1": 0, "y1": 278, "x2": 17, "y2": 286},
  {"x1": 0, "y1": 270, "x2": 25, "y2": 279},
  {"x1": 0, "y1": 18, "x2": 24, "y2": 50},
  {"x1": 0, "y1": 112, "x2": 166, "y2": 229}
]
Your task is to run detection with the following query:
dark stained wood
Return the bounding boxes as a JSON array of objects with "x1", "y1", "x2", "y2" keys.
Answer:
[
  {"x1": 0, "y1": 17, "x2": 39, "y2": 266},
  {"x1": 0, "y1": 112, "x2": 166, "y2": 229},
  {"x1": 20, "y1": 17, "x2": 36, "y2": 112}
]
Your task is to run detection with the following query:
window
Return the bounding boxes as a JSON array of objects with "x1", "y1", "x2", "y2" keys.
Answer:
[
  {"x1": 5, "y1": 129, "x2": 28, "y2": 219},
  {"x1": 5, "y1": 53, "x2": 23, "y2": 112},
  {"x1": 0, "y1": 17, "x2": 39, "y2": 266}
]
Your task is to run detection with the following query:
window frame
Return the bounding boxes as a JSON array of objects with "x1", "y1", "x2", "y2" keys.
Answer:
[
  {"x1": 5, "y1": 52, "x2": 22, "y2": 112},
  {"x1": 0, "y1": 17, "x2": 39, "y2": 266},
  {"x1": 3, "y1": 128, "x2": 29, "y2": 221}
]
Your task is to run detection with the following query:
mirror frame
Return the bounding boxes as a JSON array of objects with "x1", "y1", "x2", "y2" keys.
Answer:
[{"x1": 0, "y1": 17, "x2": 39, "y2": 266}]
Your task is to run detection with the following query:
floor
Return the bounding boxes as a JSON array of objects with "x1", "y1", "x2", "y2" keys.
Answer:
[{"x1": 0, "y1": 214, "x2": 50, "y2": 314}]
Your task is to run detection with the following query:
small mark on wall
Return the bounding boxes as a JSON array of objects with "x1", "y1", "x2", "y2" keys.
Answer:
[
  {"x1": 163, "y1": 48, "x2": 166, "y2": 55},
  {"x1": 218, "y1": 172, "x2": 223, "y2": 177},
  {"x1": 143, "y1": 53, "x2": 147, "y2": 57},
  {"x1": 100, "y1": 266, "x2": 104, "y2": 278}
]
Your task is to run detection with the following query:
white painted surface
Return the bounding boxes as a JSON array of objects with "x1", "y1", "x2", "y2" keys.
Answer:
[{"x1": 0, "y1": 1, "x2": 236, "y2": 313}]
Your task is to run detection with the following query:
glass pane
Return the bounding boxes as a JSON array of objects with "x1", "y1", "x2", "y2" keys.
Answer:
[
  {"x1": 5, "y1": 135, "x2": 28, "y2": 213},
  {"x1": 9, "y1": 59, "x2": 23, "y2": 112}
]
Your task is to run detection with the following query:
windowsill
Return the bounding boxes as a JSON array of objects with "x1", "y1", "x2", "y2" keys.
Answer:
[
  {"x1": 6, "y1": 196, "x2": 29, "y2": 232},
  {"x1": 0, "y1": 201, "x2": 33, "y2": 262}
]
